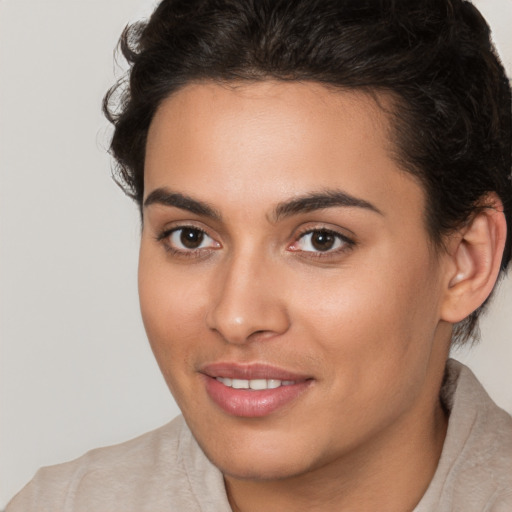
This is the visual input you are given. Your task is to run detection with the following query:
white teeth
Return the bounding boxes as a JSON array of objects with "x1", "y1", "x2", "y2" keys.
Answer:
[
  {"x1": 249, "y1": 379, "x2": 268, "y2": 390},
  {"x1": 215, "y1": 377, "x2": 297, "y2": 390},
  {"x1": 232, "y1": 379, "x2": 249, "y2": 389}
]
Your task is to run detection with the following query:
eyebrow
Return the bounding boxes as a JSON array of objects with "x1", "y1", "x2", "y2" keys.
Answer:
[
  {"x1": 143, "y1": 187, "x2": 382, "y2": 221},
  {"x1": 272, "y1": 189, "x2": 382, "y2": 221},
  {"x1": 144, "y1": 188, "x2": 222, "y2": 220}
]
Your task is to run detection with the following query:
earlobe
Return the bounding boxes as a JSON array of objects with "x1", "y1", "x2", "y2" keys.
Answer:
[{"x1": 441, "y1": 194, "x2": 507, "y2": 324}]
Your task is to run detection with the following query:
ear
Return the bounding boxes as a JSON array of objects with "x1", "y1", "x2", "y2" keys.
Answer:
[{"x1": 440, "y1": 193, "x2": 507, "y2": 324}]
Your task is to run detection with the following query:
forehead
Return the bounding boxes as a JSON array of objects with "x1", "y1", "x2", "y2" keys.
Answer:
[
  {"x1": 144, "y1": 80, "x2": 425, "y2": 223},
  {"x1": 147, "y1": 81, "x2": 393, "y2": 164}
]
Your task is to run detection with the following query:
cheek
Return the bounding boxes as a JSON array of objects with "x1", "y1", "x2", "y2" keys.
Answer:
[
  {"x1": 290, "y1": 249, "x2": 442, "y2": 368},
  {"x1": 288, "y1": 259, "x2": 442, "y2": 428},
  {"x1": 138, "y1": 252, "x2": 209, "y2": 377}
]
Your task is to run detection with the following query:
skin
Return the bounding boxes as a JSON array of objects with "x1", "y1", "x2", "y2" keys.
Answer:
[{"x1": 139, "y1": 81, "x2": 455, "y2": 511}]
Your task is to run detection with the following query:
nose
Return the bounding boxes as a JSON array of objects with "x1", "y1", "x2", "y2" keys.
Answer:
[{"x1": 205, "y1": 252, "x2": 290, "y2": 344}]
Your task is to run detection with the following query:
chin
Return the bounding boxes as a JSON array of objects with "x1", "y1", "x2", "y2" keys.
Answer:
[
  {"x1": 213, "y1": 457, "x2": 309, "y2": 482},
  {"x1": 195, "y1": 433, "x2": 318, "y2": 482}
]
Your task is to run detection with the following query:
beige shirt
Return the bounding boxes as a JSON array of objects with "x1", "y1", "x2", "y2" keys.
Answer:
[{"x1": 7, "y1": 360, "x2": 512, "y2": 511}]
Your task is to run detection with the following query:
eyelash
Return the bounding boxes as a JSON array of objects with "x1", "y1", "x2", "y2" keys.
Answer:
[
  {"x1": 289, "y1": 227, "x2": 355, "y2": 258},
  {"x1": 156, "y1": 225, "x2": 355, "y2": 259},
  {"x1": 156, "y1": 226, "x2": 219, "y2": 258}
]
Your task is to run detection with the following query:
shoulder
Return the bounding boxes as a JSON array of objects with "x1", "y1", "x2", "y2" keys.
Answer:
[
  {"x1": 451, "y1": 361, "x2": 512, "y2": 492},
  {"x1": 487, "y1": 493, "x2": 512, "y2": 512},
  {"x1": 418, "y1": 360, "x2": 512, "y2": 511},
  {"x1": 6, "y1": 416, "x2": 223, "y2": 512}
]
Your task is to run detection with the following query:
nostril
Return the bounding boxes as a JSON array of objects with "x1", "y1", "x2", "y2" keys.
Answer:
[
  {"x1": 207, "y1": 313, "x2": 290, "y2": 345},
  {"x1": 247, "y1": 330, "x2": 276, "y2": 342}
]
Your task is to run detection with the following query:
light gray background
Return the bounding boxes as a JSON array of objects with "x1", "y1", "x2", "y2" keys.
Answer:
[{"x1": 0, "y1": 0, "x2": 511, "y2": 507}]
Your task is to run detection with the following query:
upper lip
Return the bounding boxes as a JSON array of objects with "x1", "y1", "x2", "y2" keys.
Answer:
[{"x1": 200, "y1": 362, "x2": 311, "y2": 381}]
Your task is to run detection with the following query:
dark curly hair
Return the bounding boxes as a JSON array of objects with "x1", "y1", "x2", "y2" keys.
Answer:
[{"x1": 104, "y1": 0, "x2": 511, "y2": 343}]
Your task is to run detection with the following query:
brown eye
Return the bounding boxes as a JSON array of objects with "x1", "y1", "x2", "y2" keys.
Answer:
[
  {"x1": 180, "y1": 228, "x2": 204, "y2": 249},
  {"x1": 166, "y1": 227, "x2": 220, "y2": 252},
  {"x1": 291, "y1": 229, "x2": 350, "y2": 254},
  {"x1": 310, "y1": 231, "x2": 336, "y2": 251}
]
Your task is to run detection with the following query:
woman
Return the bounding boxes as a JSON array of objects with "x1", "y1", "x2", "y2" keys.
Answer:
[{"x1": 7, "y1": 0, "x2": 512, "y2": 510}]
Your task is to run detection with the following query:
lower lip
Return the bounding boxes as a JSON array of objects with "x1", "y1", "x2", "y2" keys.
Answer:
[{"x1": 203, "y1": 376, "x2": 312, "y2": 418}]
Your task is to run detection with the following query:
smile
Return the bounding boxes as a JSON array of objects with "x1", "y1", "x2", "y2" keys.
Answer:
[
  {"x1": 215, "y1": 377, "x2": 297, "y2": 390},
  {"x1": 201, "y1": 364, "x2": 313, "y2": 417}
]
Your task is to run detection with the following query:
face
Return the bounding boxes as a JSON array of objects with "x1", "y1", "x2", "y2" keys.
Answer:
[{"x1": 139, "y1": 81, "x2": 452, "y2": 480}]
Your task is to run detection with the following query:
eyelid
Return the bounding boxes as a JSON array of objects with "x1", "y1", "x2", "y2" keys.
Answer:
[
  {"x1": 154, "y1": 221, "x2": 355, "y2": 259},
  {"x1": 288, "y1": 225, "x2": 356, "y2": 256},
  {"x1": 155, "y1": 219, "x2": 216, "y2": 241},
  {"x1": 156, "y1": 223, "x2": 221, "y2": 256}
]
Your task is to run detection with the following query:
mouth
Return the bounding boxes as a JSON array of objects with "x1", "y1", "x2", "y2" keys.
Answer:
[
  {"x1": 215, "y1": 377, "x2": 298, "y2": 390},
  {"x1": 200, "y1": 363, "x2": 313, "y2": 417}
]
